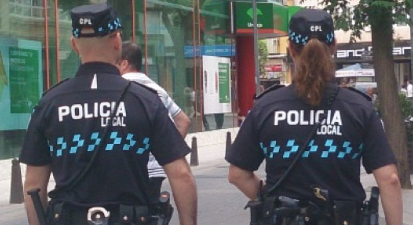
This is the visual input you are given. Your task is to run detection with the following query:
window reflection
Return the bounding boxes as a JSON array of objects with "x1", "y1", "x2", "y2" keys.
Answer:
[{"x1": 0, "y1": 0, "x2": 46, "y2": 159}]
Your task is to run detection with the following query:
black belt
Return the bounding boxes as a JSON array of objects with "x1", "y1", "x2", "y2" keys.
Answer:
[{"x1": 48, "y1": 202, "x2": 154, "y2": 225}]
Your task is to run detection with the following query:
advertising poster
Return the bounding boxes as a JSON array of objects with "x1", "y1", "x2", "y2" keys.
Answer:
[
  {"x1": 0, "y1": 37, "x2": 43, "y2": 131},
  {"x1": 202, "y1": 56, "x2": 231, "y2": 114}
]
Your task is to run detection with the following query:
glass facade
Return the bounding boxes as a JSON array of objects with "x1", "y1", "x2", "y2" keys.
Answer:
[{"x1": 0, "y1": 0, "x2": 238, "y2": 160}]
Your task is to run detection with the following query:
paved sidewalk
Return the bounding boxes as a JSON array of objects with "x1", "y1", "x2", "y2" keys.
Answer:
[{"x1": 0, "y1": 139, "x2": 412, "y2": 224}]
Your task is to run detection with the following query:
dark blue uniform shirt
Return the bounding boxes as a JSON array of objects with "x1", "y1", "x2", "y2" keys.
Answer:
[
  {"x1": 20, "y1": 62, "x2": 191, "y2": 207},
  {"x1": 226, "y1": 84, "x2": 396, "y2": 202}
]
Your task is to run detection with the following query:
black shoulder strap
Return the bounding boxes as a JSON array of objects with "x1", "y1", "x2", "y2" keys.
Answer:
[
  {"x1": 254, "y1": 84, "x2": 286, "y2": 100},
  {"x1": 265, "y1": 86, "x2": 340, "y2": 197},
  {"x1": 42, "y1": 78, "x2": 70, "y2": 97},
  {"x1": 62, "y1": 81, "x2": 133, "y2": 191},
  {"x1": 345, "y1": 87, "x2": 371, "y2": 101}
]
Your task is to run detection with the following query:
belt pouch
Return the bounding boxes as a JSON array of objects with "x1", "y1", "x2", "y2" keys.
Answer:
[
  {"x1": 134, "y1": 206, "x2": 149, "y2": 225},
  {"x1": 49, "y1": 202, "x2": 65, "y2": 225},
  {"x1": 119, "y1": 205, "x2": 135, "y2": 224},
  {"x1": 262, "y1": 197, "x2": 277, "y2": 224},
  {"x1": 333, "y1": 201, "x2": 357, "y2": 225}
]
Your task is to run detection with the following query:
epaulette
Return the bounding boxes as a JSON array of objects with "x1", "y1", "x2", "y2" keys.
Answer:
[
  {"x1": 345, "y1": 87, "x2": 371, "y2": 101},
  {"x1": 254, "y1": 84, "x2": 286, "y2": 100},
  {"x1": 42, "y1": 78, "x2": 70, "y2": 97},
  {"x1": 129, "y1": 80, "x2": 158, "y2": 95}
]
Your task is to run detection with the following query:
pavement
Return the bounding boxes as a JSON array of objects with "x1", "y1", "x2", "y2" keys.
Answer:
[{"x1": 0, "y1": 134, "x2": 412, "y2": 224}]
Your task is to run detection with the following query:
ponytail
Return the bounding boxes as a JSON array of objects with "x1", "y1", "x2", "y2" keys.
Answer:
[{"x1": 292, "y1": 39, "x2": 335, "y2": 106}]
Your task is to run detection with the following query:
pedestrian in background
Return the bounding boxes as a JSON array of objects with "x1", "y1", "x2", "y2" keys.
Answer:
[
  {"x1": 226, "y1": 9, "x2": 402, "y2": 225},
  {"x1": 407, "y1": 80, "x2": 413, "y2": 101},
  {"x1": 118, "y1": 41, "x2": 191, "y2": 210},
  {"x1": 20, "y1": 3, "x2": 196, "y2": 225}
]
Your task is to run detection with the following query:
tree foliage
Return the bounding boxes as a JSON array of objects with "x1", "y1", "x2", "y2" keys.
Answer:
[
  {"x1": 258, "y1": 40, "x2": 268, "y2": 77},
  {"x1": 322, "y1": 0, "x2": 412, "y2": 42}
]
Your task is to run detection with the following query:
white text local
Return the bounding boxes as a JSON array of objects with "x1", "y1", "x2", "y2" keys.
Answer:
[
  {"x1": 58, "y1": 102, "x2": 127, "y2": 122},
  {"x1": 274, "y1": 110, "x2": 343, "y2": 135}
]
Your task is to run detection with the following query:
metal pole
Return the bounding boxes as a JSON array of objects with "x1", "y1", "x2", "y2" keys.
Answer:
[
  {"x1": 252, "y1": 0, "x2": 260, "y2": 95},
  {"x1": 410, "y1": 9, "x2": 413, "y2": 81}
]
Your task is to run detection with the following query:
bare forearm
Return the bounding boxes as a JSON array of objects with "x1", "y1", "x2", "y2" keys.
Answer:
[
  {"x1": 24, "y1": 165, "x2": 51, "y2": 225},
  {"x1": 169, "y1": 175, "x2": 197, "y2": 225},
  {"x1": 379, "y1": 176, "x2": 402, "y2": 225},
  {"x1": 176, "y1": 125, "x2": 189, "y2": 138},
  {"x1": 173, "y1": 112, "x2": 191, "y2": 138},
  {"x1": 24, "y1": 184, "x2": 48, "y2": 225},
  {"x1": 373, "y1": 165, "x2": 403, "y2": 225},
  {"x1": 164, "y1": 158, "x2": 197, "y2": 225},
  {"x1": 228, "y1": 165, "x2": 261, "y2": 200}
]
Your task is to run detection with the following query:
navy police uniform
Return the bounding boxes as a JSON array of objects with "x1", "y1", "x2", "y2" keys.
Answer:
[
  {"x1": 20, "y1": 3, "x2": 190, "y2": 224},
  {"x1": 226, "y1": 9, "x2": 397, "y2": 206},
  {"x1": 226, "y1": 83, "x2": 396, "y2": 202}
]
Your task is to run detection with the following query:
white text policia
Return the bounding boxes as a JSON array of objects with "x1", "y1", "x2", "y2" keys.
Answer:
[
  {"x1": 58, "y1": 102, "x2": 127, "y2": 127},
  {"x1": 274, "y1": 110, "x2": 343, "y2": 135}
]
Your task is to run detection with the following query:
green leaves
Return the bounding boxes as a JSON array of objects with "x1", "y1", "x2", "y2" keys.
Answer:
[
  {"x1": 316, "y1": 0, "x2": 411, "y2": 42},
  {"x1": 258, "y1": 40, "x2": 268, "y2": 77}
]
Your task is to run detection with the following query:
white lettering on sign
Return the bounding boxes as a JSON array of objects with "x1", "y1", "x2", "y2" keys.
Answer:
[
  {"x1": 79, "y1": 18, "x2": 92, "y2": 25},
  {"x1": 310, "y1": 25, "x2": 323, "y2": 32},
  {"x1": 336, "y1": 46, "x2": 411, "y2": 59},
  {"x1": 247, "y1": 22, "x2": 263, "y2": 28}
]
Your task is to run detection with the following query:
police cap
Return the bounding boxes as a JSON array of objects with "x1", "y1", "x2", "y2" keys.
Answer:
[
  {"x1": 288, "y1": 9, "x2": 334, "y2": 46},
  {"x1": 71, "y1": 3, "x2": 122, "y2": 38}
]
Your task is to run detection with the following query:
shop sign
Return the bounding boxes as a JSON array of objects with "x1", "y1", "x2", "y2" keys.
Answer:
[
  {"x1": 202, "y1": 56, "x2": 232, "y2": 114},
  {"x1": 235, "y1": 2, "x2": 288, "y2": 35},
  {"x1": 336, "y1": 43, "x2": 411, "y2": 59},
  {"x1": 0, "y1": 37, "x2": 43, "y2": 131},
  {"x1": 265, "y1": 64, "x2": 283, "y2": 72},
  {"x1": 184, "y1": 45, "x2": 235, "y2": 58}
]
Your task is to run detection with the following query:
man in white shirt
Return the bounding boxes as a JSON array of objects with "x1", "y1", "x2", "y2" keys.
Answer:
[
  {"x1": 407, "y1": 80, "x2": 413, "y2": 101},
  {"x1": 118, "y1": 41, "x2": 191, "y2": 206}
]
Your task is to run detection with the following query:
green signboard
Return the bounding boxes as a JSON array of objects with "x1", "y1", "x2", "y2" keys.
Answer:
[
  {"x1": 218, "y1": 62, "x2": 230, "y2": 103},
  {"x1": 235, "y1": 2, "x2": 288, "y2": 35},
  {"x1": 288, "y1": 6, "x2": 302, "y2": 22},
  {"x1": 9, "y1": 47, "x2": 40, "y2": 113}
]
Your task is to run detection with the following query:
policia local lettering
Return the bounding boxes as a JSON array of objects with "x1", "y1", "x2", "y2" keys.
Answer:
[
  {"x1": 58, "y1": 101, "x2": 127, "y2": 127},
  {"x1": 274, "y1": 110, "x2": 343, "y2": 135}
]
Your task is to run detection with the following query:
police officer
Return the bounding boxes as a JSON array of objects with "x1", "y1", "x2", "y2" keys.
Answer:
[
  {"x1": 226, "y1": 9, "x2": 402, "y2": 225},
  {"x1": 20, "y1": 3, "x2": 197, "y2": 225}
]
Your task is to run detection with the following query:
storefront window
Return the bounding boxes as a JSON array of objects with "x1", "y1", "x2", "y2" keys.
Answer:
[
  {"x1": 142, "y1": 0, "x2": 197, "y2": 131},
  {"x1": 0, "y1": 0, "x2": 46, "y2": 159},
  {"x1": 198, "y1": 0, "x2": 236, "y2": 131}
]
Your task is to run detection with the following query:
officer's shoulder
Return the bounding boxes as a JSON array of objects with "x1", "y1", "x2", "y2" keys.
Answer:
[
  {"x1": 42, "y1": 78, "x2": 71, "y2": 97},
  {"x1": 254, "y1": 84, "x2": 286, "y2": 100},
  {"x1": 343, "y1": 87, "x2": 372, "y2": 101}
]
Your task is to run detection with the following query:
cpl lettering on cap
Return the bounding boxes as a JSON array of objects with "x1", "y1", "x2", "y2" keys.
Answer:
[
  {"x1": 79, "y1": 18, "x2": 92, "y2": 25},
  {"x1": 310, "y1": 25, "x2": 323, "y2": 32}
]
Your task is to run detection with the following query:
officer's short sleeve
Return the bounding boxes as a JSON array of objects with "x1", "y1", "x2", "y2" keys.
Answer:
[
  {"x1": 150, "y1": 103, "x2": 190, "y2": 166},
  {"x1": 362, "y1": 111, "x2": 397, "y2": 173},
  {"x1": 19, "y1": 104, "x2": 52, "y2": 166},
  {"x1": 225, "y1": 111, "x2": 264, "y2": 171}
]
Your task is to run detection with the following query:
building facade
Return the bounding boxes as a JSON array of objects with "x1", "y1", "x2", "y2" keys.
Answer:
[{"x1": 0, "y1": 0, "x2": 238, "y2": 160}]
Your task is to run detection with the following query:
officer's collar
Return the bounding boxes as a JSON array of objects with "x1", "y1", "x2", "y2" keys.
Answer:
[{"x1": 75, "y1": 62, "x2": 120, "y2": 77}]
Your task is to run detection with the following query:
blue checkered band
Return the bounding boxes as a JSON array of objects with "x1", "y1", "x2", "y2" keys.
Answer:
[
  {"x1": 72, "y1": 17, "x2": 122, "y2": 37},
  {"x1": 289, "y1": 29, "x2": 334, "y2": 46},
  {"x1": 260, "y1": 139, "x2": 363, "y2": 159}
]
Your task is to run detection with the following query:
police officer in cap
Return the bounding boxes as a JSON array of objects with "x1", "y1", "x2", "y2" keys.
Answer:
[
  {"x1": 21, "y1": 3, "x2": 197, "y2": 225},
  {"x1": 226, "y1": 9, "x2": 402, "y2": 225}
]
